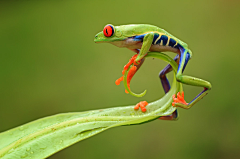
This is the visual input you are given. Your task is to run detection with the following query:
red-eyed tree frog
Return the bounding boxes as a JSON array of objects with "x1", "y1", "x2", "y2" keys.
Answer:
[{"x1": 94, "y1": 24, "x2": 212, "y2": 120}]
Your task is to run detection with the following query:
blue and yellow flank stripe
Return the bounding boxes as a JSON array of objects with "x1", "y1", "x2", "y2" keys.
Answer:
[
  {"x1": 133, "y1": 32, "x2": 180, "y2": 48},
  {"x1": 152, "y1": 33, "x2": 179, "y2": 48}
]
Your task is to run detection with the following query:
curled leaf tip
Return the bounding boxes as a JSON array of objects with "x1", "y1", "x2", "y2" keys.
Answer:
[{"x1": 123, "y1": 64, "x2": 147, "y2": 97}]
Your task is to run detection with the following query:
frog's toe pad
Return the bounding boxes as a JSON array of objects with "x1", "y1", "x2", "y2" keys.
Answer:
[
  {"x1": 172, "y1": 92, "x2": 188, "y2": 106},
  {"x1": 134, "y1": 101, "x2": 148, "y2": 112}
]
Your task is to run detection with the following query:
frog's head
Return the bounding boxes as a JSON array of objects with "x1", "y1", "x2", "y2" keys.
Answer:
[{"x1": 94, "y1": 24, "x2": 126, "y2": 43}]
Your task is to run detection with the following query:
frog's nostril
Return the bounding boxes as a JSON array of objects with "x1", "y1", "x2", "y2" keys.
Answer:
[{"x1": 95, "y1": 35, "x2": 98, "y2": 38}]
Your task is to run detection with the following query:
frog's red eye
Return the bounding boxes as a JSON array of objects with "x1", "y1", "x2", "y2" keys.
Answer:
[{"x1": 103, "y1": 25, "x2": 114, "y2": 37}]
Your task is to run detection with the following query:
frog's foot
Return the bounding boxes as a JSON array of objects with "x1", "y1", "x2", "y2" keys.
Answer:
[
  {"x1": 134, "y1": 101, "x2": 148, "y2": 112},
  {"x1": 172, "y1": 92, "x2": 188, "y2": 106},
  {"x1": 115, "y1": 54, "x2": 141, "y2": 93}
]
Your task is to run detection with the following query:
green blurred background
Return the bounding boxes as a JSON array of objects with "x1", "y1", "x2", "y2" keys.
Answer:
[{"x1": 0, "y1": 0, "x2": 239, "y2": 158}]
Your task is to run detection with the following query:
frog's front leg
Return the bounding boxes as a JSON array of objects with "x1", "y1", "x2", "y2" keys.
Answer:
[
  {"x1": 128, "y1": 33, "x2": 154, "y2": 113},
  {"x1": 173, "y1": 47, "x2": 212, "y2": 109},
  {"x1": 134, "y1": 32, "x2": 154, "y2": 63}
]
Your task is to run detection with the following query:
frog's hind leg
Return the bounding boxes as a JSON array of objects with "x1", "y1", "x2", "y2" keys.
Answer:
[
  {"x1": 158, "y1": 54, "x2": 179, "y2": 120},
  {"x1": 173, "y1": 47, "x2": 212, "y2": 109},
  {"x1": 159, "y1": 54, "x2": 179, "y2": 93},
  {"x1": 159, "y1": 109, "x2": 178, "y2": 120}
]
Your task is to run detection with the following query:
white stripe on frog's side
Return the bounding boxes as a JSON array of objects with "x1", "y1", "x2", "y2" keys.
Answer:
[
  {"x1": 173, "y1": 41, "x2": 178, "y2": 48},
  {"x1": 166, "y1": 37, "x2": 170, "y2": 46},
  {"x1": 153, "y1": 33, "x2": 173, "y2": 47},
  {"x1": 154, "y1": 34, "x2": 161, "y2": 45},
  {"x1": 160, "y1": 40, "x2": 163, "y2": 46}
]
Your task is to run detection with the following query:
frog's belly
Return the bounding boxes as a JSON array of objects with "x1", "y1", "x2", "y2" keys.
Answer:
[
  {"x1": 111, "y1": 39, "x2": 179, "y2": 53},
  {"x1": 150, "y1": 44, "x2": 179, "y2": 53}
]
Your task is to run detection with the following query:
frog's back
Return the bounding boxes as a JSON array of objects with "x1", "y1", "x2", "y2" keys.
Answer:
[
  {"x1": 118, "y1": 24, "x2": 189, "y2": 49},
  {"x1": 149, "y1": 24, "x2": 188, "y2": 48}
]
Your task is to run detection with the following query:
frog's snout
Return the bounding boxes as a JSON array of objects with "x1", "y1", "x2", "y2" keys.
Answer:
[
  {"x1": 94, "y1": 35, "x2": 98, "y2": 43},
  {"x1": 94, "y1": 32, "x2": 105, "y2": 43}
]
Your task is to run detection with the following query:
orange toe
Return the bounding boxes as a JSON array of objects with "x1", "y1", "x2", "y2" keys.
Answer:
[
  {"x1": 172, "y1": 91, "x2": 188, "y2": 106},
  {"x1": 134, "y1": 101, "x2": 148, "y2": 112},
  {"x1": 134, "y1": 103, "x2": 140, "y2": 110}
]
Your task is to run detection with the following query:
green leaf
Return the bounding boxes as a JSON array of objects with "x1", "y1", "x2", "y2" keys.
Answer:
[{"x1": 0, "y1": 52, "x2": 181, "y2": 159}]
